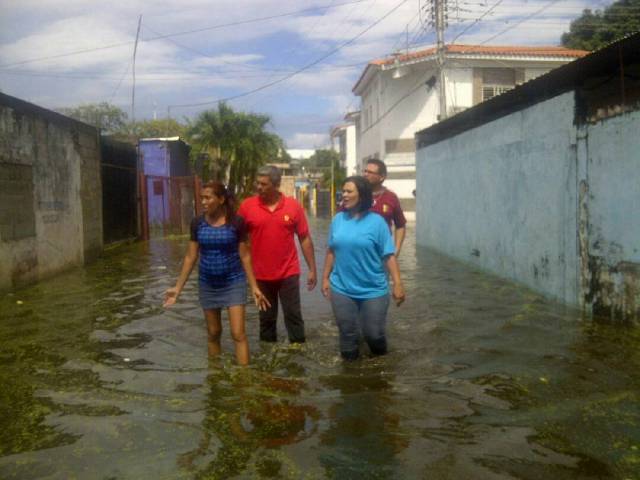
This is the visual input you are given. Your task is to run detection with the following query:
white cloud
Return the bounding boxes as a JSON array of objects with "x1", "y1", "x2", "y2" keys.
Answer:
[
  {"x1": 325, "y1": 94, "x2": 357, "y2": 116},
  {"x1": 0, "y1": 0, "x2": 607, "y2": 137},
  {"x1": 189, "y1": 54, "x2": 264, "y2": 69},
  {"x1": 0, "y1": 15, "x2": 141, "y2": 70},
  {"x1": 287, "y1": 132, "x2": 330, "y2": 149}
]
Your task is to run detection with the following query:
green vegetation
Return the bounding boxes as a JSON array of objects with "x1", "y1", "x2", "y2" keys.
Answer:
[
  {"x1": 561, "y1": 0, "x2": 640, "y2": 51},
  {"x1": 58, "y1": 102, "x2": 289, "y2": 196},
  {"x1": 132, "y1": 118, "x2": 187, "y2": 139},
  {"x1": 188, "y1": 103, "x2": 286, "y2": 197},
  {"x1": 58, "y1": 102, "x2": 128, "y2": 134},
  {"x1": 304, "y1": 149, "x2": 346, "y2": 190}
]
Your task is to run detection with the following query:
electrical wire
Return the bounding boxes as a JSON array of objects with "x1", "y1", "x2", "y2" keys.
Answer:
[
  {"x1": 168, "y1": 0, "x2": 411, "y2": 109},
  {"x1": 449, "y1": 0, "x2": 506, "y2": 43},
  {"x1": 0, "y1": 0, "x2": 370, "y2": 69}
]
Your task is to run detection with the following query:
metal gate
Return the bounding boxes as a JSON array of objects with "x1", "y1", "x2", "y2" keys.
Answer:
[
  {"x1": 139, "y1": 174, "x2": 197, "y2": 239},
  {"x1": 101, "y1": 138, "x2": 138, "y2": 244}
]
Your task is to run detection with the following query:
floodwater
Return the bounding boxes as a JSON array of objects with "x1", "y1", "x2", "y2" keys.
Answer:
[{"x1": 1, "y1": 218, "x2": 639, "y2": 480}]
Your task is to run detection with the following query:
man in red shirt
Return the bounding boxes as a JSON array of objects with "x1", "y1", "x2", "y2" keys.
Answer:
[
  {"x1": 238, "y1": 165, "x2": 317, "y2": 343},
  {"x1": 363, "y1": 159, "x2": 407, "y2": 256}
]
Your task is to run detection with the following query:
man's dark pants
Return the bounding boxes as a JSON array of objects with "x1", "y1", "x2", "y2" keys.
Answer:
[{"x1": 256, "y1": 275, "x2": 305, "y2": 343}]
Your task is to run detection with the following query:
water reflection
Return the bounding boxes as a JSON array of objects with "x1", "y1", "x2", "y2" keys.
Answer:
[
  {"x1": 180, "y1": 366, "x2": 320, "y2": 479},
  {"x1": 0, "y1": 219, "x2": 639, "y2": 479},
  {"x1": 318, "y1": 364, "x2": 407, "y2": 478}
]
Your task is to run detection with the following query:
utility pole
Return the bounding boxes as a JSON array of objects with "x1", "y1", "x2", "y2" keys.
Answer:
[
  {"x1": 330, "y1": 155, "x2": 335, "y2": 217},
  {"x1": 434, "y1": 0, "x2": 447, "y2": 120},
  {"x1": 131, "y1": 15, "x2": 142, "y2": 129}
]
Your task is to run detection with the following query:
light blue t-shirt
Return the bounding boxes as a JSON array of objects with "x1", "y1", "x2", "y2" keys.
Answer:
[{"x1": 328, "y1": 211, "x2": 395, "y2": 299}]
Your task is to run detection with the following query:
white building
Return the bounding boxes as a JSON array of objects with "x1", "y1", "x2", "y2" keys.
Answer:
[
  {"x1": 330, "y1": 118, "x2": 358, "y2": 176},
  {"x1": 286, "y1": 149, "x2": 315, "y2": 161},
  {"x1": 352, "y1": 44, "x2": 588, "y2": 221}
]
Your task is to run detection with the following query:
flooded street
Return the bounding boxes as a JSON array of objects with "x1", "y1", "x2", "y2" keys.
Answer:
[{"x1": 1, "y1": 217, "x2": 639, "y2": 479}]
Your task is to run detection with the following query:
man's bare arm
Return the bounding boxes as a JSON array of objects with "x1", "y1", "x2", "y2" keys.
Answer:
[{"x1": 299, "y1": 235, "x2": 317, "y2": 290}]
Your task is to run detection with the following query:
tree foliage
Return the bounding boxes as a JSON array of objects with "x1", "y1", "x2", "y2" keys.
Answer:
[
  {"x1": 306, "y1": 149, "x2": 339, "y2": 169},
  {"x1": 306, "y1": 149, "x2": 346, "y2": 189},
  {"x1": 58, "y1": 102, "x2": 128, "y2": 134},
  {"x1": 133, "y1": 118, "x2": 187, "y2": 139},
  {"x1": 561, "y1": 0, "x2": 640, "y2": 51},
  {"x1": 188, "y1": 103, "x2": 285, "y2": 198}
]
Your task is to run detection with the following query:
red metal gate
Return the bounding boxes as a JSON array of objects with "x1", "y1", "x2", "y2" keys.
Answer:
[{"x1": 139, "y1": 174, "x2": 199, "y2": 240}]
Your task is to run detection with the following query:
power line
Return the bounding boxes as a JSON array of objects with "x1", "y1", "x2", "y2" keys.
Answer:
[
  {"x1": 0, "y1": 61, "x2": 367, "y2": 81},
  {"x1": 141, "y1": 24, "x2": 269, "y2": 73},
  {"x1": 449, "y1": 0, "x2": 506, "y2": 43},
  {"x1": 245, "y1": 0, "x2": 378, "y2": 112},
  {"x1": 0, "y1": 0, "x2": 370, "y2": 69},
  {"x1": 474, "y1": 0, "x2": 569, "y2": 45},
  {"x1": 361, "y1": 68, "x2": 433, "y2": 134},
  {"x1": 107, "y1": 63, "x2": 131, "y2": 104},
  {"x1": 169, "y1": 0, "x2": 411, "y2": 109}
]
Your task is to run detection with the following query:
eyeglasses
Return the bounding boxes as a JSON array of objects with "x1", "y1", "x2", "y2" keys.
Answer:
[{"x1": 363, "y1": 169, "x2": 381, "y2": 176}]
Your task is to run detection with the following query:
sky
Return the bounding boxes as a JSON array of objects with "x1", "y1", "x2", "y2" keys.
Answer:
[{"x1": 0, "y1": 0, "x2": 609, "y2": 149}]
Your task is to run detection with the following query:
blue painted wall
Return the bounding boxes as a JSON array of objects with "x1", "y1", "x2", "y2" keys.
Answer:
[{"x1": 416, "y1": 93, "x2": 640, "y2": 318}]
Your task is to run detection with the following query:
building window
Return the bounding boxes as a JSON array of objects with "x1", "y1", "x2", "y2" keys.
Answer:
[
  {"x1": 482, "y1": 85, "x2": 514, "y2": 101},
  {"x1": 475, "y1": 68, "x2": 517, "y2": 103}
]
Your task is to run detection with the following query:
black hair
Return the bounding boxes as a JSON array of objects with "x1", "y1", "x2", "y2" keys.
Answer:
[
  {"x1": 343, "y1": 175, "x2": 372, "y2": 213},
  {"x1": 366, "y1": 158, "x2": 387, "y2": 177},
  {"x1": 202, "y1": 181, "x2": 235, "y2": 223}
]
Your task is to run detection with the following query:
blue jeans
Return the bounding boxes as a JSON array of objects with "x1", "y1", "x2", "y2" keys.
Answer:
[{"x1": 330, "y1": 290, "x2": 390, "y2": 360}]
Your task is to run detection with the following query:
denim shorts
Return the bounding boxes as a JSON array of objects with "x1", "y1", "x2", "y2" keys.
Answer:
[{"x1": 199, "y1": 280, "x2": 247, "y2": 310}]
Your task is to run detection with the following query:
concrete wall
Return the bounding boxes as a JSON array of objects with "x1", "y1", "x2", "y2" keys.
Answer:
[
  {"x1": 585, "y1": 110, "x2": 640, "y2": 319},
  {"x1": 416, "y1": 92, "x2": 579, "y2": 304},
  {"x1": 0, "y1": 93, "x2": 102, "y2": 291},
  {"x1": 416, "y1": 92, "x2": 640, "y2": 318}
]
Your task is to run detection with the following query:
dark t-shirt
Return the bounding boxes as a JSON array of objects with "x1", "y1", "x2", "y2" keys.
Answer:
[
  {"x1": 370, "y1": 188, "x2": 406, "y2": 229},
  {"x1": 190, "y1": 215, "x2": 247, "y2": 287}
]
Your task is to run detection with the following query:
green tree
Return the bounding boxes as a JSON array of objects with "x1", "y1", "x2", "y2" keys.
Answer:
[
  {"x1": 561, "y1": 0, "x2": 640, "y2": 51},
  {"x1": 133, "y1": 118, "x2": 187, "y2": 139},
  {"x1": 188, "y1": 103, "x2": 285, "y2": 197},
  {"x1": 308, "y1": 149, "x2": 346, "y2": 190},
  {"x1": 58, "y1": 102, "x2": 128, "y2": 134},
  {"x1": 307, "y1": 149, "x2": 338, "y2": 169}
]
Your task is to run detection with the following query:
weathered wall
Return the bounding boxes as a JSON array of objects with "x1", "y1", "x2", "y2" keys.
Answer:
[
  {"x1": 416, "y1": 92, "x2": 580, "y2": 305},
  {"x1": 0, "y1": 93, "x2": 102, "y2": 290},
  {"x1": 416, "y1": 92, "x2": 640, "y2": 319},
  {"x1": 584, "y1": 110, "x2": 640, "y2": 320}
]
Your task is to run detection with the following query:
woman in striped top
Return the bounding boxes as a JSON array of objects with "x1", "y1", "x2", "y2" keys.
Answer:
[{"x1": 163, "y1": 181, "x2": 269, "y2": 365}]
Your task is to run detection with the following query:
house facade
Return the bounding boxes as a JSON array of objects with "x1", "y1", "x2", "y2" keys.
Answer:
[
  {"x1": 352, "y1": 45, "x2": 588, "y2": 220},
  {"x1": 330, "y1": 119, "x2": 358, "y2": 176}
]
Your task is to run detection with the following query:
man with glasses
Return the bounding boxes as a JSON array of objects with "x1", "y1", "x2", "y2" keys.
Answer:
[
  {"x1": 238, "y1": 165, "x2": 317, "y2": 343},
  {"x1": 363, "y1": 159, "x2": 406, "y2": 257}
]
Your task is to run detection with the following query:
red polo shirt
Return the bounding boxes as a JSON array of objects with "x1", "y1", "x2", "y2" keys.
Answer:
[
  {"x1": 238, "y1": 194, "x2": 310, "y2": 281},
  {"x1": 371, "y1": 187, "x2": 406, "y2": 229}
]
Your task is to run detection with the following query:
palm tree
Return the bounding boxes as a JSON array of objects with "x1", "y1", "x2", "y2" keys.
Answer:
[{"x1": 188, "y1": 103, "x2": 284, "y2": 198}]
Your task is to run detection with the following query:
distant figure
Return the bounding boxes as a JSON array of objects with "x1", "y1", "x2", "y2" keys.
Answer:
[
  {"x1": 363, "y1": 159, "x2": 407, "y2": 257},
  {"x1": 238, "y1": 165, "x2": 317, "y2": 343},
  {"x1": 163, "y1": 181, "x2": 269, "y2": 365},
  {"x1": 321, "y1": 176, "x2": 405, "y2": 360}
]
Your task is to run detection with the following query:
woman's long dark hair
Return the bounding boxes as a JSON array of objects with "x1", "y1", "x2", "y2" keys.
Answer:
[
  {"x1": 202, "y1": 181, "x2": 235, "y2": 223},
  {"x1": 343, "y1": 175, "x2": 372, "y2": 214}
]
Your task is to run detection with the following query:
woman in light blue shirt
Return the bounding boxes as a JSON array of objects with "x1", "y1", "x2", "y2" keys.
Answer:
[{"x1": 321, "y1": 176, "x2": 405, "y2": 360}]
